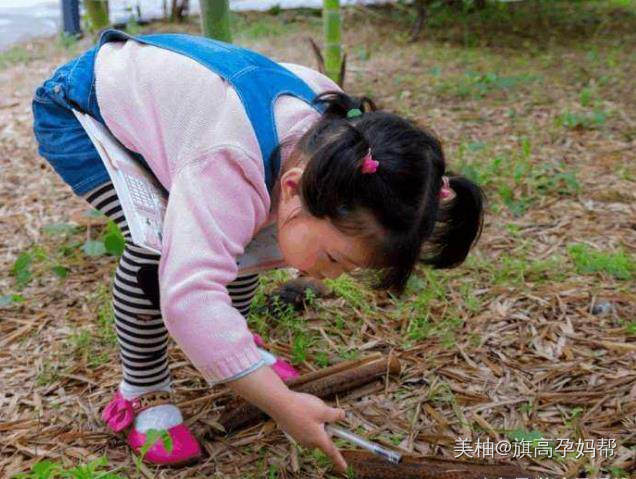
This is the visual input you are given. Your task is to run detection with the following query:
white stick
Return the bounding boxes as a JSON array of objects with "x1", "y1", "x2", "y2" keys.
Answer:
[{"x1": 326, "y1": 425, "x2": 402, "y2": 464}]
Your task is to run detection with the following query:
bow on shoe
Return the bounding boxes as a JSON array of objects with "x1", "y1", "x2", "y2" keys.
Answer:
[{"x1": 102, "y1": 395, "x2": 136, "y2": 432}]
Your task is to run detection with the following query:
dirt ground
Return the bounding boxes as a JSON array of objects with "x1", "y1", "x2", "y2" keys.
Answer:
[{"x1": 0, "y1": 2, "x2": 634, "y2": 478}]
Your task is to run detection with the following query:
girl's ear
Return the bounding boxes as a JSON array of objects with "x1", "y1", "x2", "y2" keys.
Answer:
[{"x1": 280, "y1": 167, "x2": 304, "y2": 202}]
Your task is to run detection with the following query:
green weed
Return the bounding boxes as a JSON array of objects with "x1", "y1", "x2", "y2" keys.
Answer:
[
  {"x1": 56, "y1": 31, "x2": 79, "y2": 50},
  {"x1": 427, "y1": 381, "x2": 455, "y2": 404},
  {"x1": 338, "y1": 348, "x2": 360, "y2": 361},
  {"x1": 436, "y1": 71, "x2": 539, "y2": 99},
  {"x1": 567, "y1": 244, "x2": 634, "y2": 280},
  {"x1": 457, "y1": 138, "x2": 579, "y2": 216},
  {"x1": 232, "y1": 12, "x2": 301, "y2": 40},
  {"x1": 246, "y1": 285, "x2": 270, "y2": 337},
  {"x1": 558, "y1": 109, "x2": 607, "y2": 130},
  {"x1": 12, "y1": 457, "x2": 125, "y2": 479},
  {"x1": 0, "y1": 294, "x2": 25, "y2": 307},
  {"x1": 311, "y1": 449, "x2": 332, "y2": 469},
  {"x1": 10, "y1": 252, "x2": 33, "y2": 288},
  {"x1": 291, "y1": 331, "x2": 313, "y2": 364},
  {"x1": 314, "y1": 351, "x2": 330, "y2": 367},
  {"x1": 35, "y1": 360, "x2": 62, "y2": 386},
  {"x1": 324, "y1": 275, "x2": 372, "y2": 314},
  {"x1": 82, "y1": 219, "x2": 126, "y2": 257},
  {"x1": 124, "y1": 16, "x2": 142, "y2": 35},
  {"x1": 0, "y1": 45, "x2": 38, "y2": 70},
  {"x1": 607, "y1": 467, "x2": 629, "y2": 479}
]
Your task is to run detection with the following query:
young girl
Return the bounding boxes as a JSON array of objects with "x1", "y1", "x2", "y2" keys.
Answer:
[{"x1": 31, "y1": 28, "x2": 484, "y2": 472}]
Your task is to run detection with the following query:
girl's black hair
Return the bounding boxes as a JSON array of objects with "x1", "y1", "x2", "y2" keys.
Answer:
[{"x1": 280, "y1": 90, "x2": 485, "y2": 296}]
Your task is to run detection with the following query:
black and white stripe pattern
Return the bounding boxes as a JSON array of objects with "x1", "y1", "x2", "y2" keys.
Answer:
[{"x1": 83, "y1": 181, "x2": 260, "y2": 388}]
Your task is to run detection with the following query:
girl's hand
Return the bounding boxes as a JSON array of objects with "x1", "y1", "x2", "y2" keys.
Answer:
[
  {"x1": 226, "y1": 365, "x2": 347, "y2": 473},
  {"x1": 271, "y1": 391, "x2": 348, "y2": 473}
]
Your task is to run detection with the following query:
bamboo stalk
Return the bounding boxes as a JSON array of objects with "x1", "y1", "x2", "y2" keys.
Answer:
[
  {"x1": 215, "y1": 355, "x2": 401, "y2": 434},
  {"x1": 84, "y1": 0, "x2": 109, "y2": 31},
  {"x1": 323, "y1": 0, "x2": 342, "y2": 84},
  {"x1": 200, "y1": 0, "x2": 232, "y2": 43},
  {"x1": 341, "y1": 451, "x2": 537, "y2": 479},
  {"x1": 285, "y1": 352, "x2": 384, "y2": 388}
]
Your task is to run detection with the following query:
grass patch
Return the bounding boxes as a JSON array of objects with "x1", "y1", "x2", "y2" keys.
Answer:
[
  {"x1": 567, "y1": 244, "x2": 634, "y2": 280},
  {"x1": 13, "y1": 457, "x2": 125, "y2": 479},
  {"x1": 456, "y1": 138, "x2": 580, "y2": 216},
  {"x1": 435, "y1": 71, "x2": 540, "y2": 99},
  {"x1": 324, "y1": 274, "x2": 373, "y2": 314},
  {"x1": 382, "y1": 0, "x2": 635, "y2": 49},
  {"x1": 558, "y1": 109, "x2": 608, "y2": 130}
]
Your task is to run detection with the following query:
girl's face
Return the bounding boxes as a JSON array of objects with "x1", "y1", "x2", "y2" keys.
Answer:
[{"x1": 276, "y1": 167, "x2": 371, "y2": 279}]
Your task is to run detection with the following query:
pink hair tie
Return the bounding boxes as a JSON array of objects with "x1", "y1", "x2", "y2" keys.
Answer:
[
  {"x1": 360, "y1": 148, "x2": 379, "y2": 174},
  {"x1": 439, "y1": 176, "x2": 455, "y2": 201}
]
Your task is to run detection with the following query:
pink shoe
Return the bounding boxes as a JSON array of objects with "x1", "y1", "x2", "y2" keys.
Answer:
[
  {"x1": 101, "y1": 390, "x2": 202, "y2": 466},
  {"x1": 252, "y1": 333, "x2": 300, "y2": 381}
]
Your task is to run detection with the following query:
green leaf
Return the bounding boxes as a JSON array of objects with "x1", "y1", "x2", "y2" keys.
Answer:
[
  {"x1": 12, "y1": 252, "x2": 32, "y2": 275},
  {"x1": 138, "y1": 428, "x2": 173, "y2": 460},
  {"x1": 59, "y1": 241, "x2": 83, "y2": 257},
  {"x1": 82, "y1": 240, "x2": 107, "y2": 257},
  {"x1": 102, "y1": 220, "x2": 125, "y2": 256},
  {"x1": 31, "y1": 245, "x2": 48, "y2": 262},
  {"x1": 32, "y1": 459, "x2": 62, "y2": 478},
  {"x1": 139, "y1": 429, "x2": 161, "y2": 459},
  {"x1": 11, "y1": 252, "x2": 32, "y2": 287},
  {"x1": 103, "y1": 233, "x2": 125, "y2": 256},
  {"x1": 51, "y1": 266, "x2": 69, "y2": 279},
  {"x1": 42, "y1": 223, "x2": 78, "y2": 236},
  {"x1": 0, "y1": 294, "x2": 25, "y2": 307},
  {"x1": 84, "y1": 208, "x2": 105, "y2": 218},
  {"x1": 160, "y1": 428, "x2": 173, "y2": 452}
]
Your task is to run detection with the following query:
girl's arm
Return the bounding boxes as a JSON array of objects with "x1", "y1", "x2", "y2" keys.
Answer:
[
  {"x1": 158, "y1": 148, "x2": 347, "y2": 471},
  {"x1": 158, "y1": 145, "x2": 271, "y2": 382}
]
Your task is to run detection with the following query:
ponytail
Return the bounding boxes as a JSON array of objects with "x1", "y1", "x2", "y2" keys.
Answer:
[
  {"x1": 421, "y1": 174, "x2": 486, "y2": 269},
  {"x1": 312, "y1": 91, "x2": 377, "y2": 119}
]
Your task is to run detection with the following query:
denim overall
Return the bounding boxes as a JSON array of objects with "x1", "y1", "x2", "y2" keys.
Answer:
[{"x1": 32, "y1": 29, "x2": 325, "y2": 196}]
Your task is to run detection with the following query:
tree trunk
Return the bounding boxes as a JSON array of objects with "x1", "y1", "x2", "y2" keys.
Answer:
[
  {"x1": 409, "y1": 0, "x2": 428, "y2": 42},
  {"x1": 475, "y1": 0, "x2": 486, "y2": 9},
  {"x1": 200, "y1": 0, "x2": 232, "y2": 43},
  {"x1": 323, "y1": 0, "x2": 342, "y2": 85},
  {"x1": 61, "y1": 0, "x2": 81, "y2": 35},
  {"x1": 84, "y1": 0, "x2": 109, "y2": 31}
]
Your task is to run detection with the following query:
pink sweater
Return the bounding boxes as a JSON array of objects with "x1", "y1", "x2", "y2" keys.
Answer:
[{"x1": 94, "y1": 40, "x2": 341, "y2": 384}]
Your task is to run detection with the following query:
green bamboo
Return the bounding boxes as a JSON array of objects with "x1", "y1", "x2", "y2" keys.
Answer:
[
  {"x1": 200, "y1": 0, "x2": 232, "y2": 43},
  {"x1": 84, "y1": 0, "x2": 109, "y2": 31},
  {"x1": 323, "y1": 0, "x2": 342, "y2": 84}
]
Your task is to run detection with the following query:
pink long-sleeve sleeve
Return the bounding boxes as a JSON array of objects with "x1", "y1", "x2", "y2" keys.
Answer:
[{"x1": 158, "y1": 145, "x2": 270, "y2": 383}]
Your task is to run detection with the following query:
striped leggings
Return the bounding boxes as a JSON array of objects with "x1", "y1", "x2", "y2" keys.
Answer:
[{"x1": 82, "y1": 181, "x2": 260, "y2": 389}]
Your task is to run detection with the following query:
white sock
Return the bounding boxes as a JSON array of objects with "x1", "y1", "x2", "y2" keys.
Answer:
[{"x1": 119, "y1": 380, "x2": 183, "y2": 433}]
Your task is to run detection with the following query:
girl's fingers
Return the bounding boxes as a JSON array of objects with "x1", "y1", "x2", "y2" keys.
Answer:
[
  {"x1": 325, "y1": 406, "x2": 346, "y2": 422},
  {"x1": 318, "y1": 433, "x2": 348, "y2": 473}
]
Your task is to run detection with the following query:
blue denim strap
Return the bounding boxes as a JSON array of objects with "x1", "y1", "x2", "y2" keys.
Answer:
[{"x1": 97, "y1": 29, "x2": 326, "y2": 193}]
